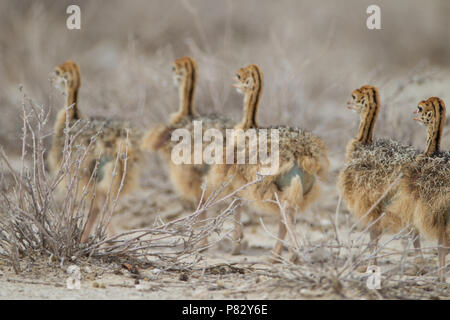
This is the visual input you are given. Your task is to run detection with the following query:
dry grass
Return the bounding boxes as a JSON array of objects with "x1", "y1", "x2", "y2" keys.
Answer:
[{"x1": 0, "y1": 95, "x2": 252, "y2": 273}]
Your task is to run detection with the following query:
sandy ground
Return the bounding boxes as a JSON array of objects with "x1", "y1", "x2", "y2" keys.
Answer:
[
  {"x1": 1, "y1": 155, "x2": 449, "y2": 300},
  {"x1": 1, "y1": 171, "x2": 449, "y2": 300},
  {"x1": 1, "y1": 221, "x2": 448, "y2": 300}
]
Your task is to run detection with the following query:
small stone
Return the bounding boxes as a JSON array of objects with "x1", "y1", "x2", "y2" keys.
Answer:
[
  {"x1": 135, "y1": 283, "x2": 146, "y2": 291},
  {"x1": 152, "y1": 268, "x2": 161, "y2": 275},
  {"x1": 216, "y1": 279, "x2": 225, "y2": 288},
  {"x1": 310, "y1": 247, "x2": 329, "y2": 263},
  {"x1": 179, "y1": 273, "x2": 189, "y2": 281},
  {"x1": 92, "y1": 281, "x2": 105, "y2": 289},
  {"x1": 320, "y1": 219, "x2": 332, "y2": 228},
  {"x1": 66, "y1": 265, "x2": 81, "y2": 280},
  {"x1": 300, "y1": 288, "x2": 315, "y2": 296}
]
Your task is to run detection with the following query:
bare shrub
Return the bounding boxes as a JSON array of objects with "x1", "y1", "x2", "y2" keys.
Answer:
[
  {"x1": 0, "y1": 92, "x2": 101, "y2": 270},
  {"x1": 257, "y1": 177, "x2": 449, "y2": 299},
  {"x1": 0, "y1": 93, "x2": 256, "y2": 272}
]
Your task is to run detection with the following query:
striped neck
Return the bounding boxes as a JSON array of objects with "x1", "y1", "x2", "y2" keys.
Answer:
[
  {"x1": 178, "y1": 63, "x2": 196, "y2": 121},
  {"x1": 356, "y1": 88, "x2": 379, "y2": 145},
  {"x1": 179, "y1": 76, "x2": 195, "y2": 118},
  {"x1": 66, "y1": 86, "x2": 80, "y2": 120},
  {"x1": 424, "y1": 99, "x2": 446, "y2": 156},
  {"x1": 62, "y1": 61, "x2": 81, "y2": 121},
  {"x1": 239, "y1": 66, "x2": 263, "y2": 130}
]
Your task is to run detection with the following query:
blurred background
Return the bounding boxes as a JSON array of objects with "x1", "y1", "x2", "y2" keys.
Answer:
[{"x1": 0, "y1": 0, "x2": 449, "y2": 164}]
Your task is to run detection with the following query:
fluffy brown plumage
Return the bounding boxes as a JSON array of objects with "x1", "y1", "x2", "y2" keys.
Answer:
[
  {"x1": 48, "y1": 61, "x2": 143, "y2": 243},
  {"x1": 207, "y1": 64, "x2": 329, "y2": 261},
  {"x1": 225, "y1": 126, "x2": 328, "y2": 214},
  {"x1": 338, "y1": 85, "x2": 422, "y2": 267},
  {"x1": 340, "y1": 138, "x2": 420, "y2": 231},
  {"x1": 388, "y1": 97, "x2": 449, "y2": 281},
  {"x1": 141, "y1": 57, "x2": 233, "y2": 243},
  {"x1": 142, "y1": 113, "x2": 233, "y2": 204}
]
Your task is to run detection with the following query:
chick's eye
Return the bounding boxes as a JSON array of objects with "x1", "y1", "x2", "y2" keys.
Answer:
[
  {"x1": 352, "y1": 94, "x2": 356, "y2": 99},
  {"x1": 55, "y1": 70, "x2": 60, "y2": 76},
  {"x1": 236, "y1": 74, "x2": 241, "y2": 80},
  {"x1": 172, "y1": 66, "x2": 176, "y2": 72}
]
